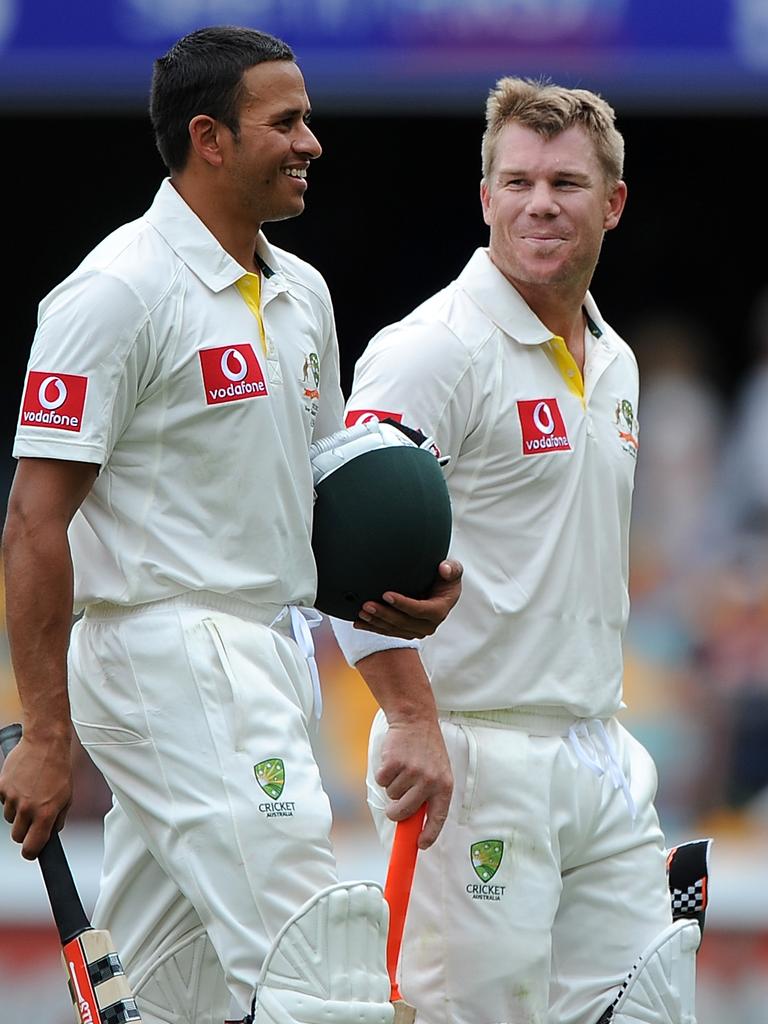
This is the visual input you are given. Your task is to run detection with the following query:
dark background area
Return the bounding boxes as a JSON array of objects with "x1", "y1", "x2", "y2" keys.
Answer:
[{"x1": 3, "y1": 109, "x2": 765, "y2": 492}]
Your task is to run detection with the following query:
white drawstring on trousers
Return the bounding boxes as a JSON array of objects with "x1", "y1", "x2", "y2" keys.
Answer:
[
  {"x1": 272, "y1": 606, "x2": 324, "y2": 719},
  {"x1": 567, "y1": 719, "x2": 637, "y2": 821}
]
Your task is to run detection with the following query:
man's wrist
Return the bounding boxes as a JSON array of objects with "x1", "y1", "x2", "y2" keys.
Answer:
[{"x1": 22, "y1": 717, "x2": 72, "y2": 744}]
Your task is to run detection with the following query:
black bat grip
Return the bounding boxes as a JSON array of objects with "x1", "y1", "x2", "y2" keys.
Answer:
[
  {"x1": 0, "y1": 723, "x2": 23, "y2": 758},
  {"x1": 0, "y1": 722, "x2": 91, "y2": 944}
]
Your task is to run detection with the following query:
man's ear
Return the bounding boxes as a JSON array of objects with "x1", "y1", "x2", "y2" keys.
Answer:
[
  {"x1": 480, "y1": 178, "x2": 493, "y2": 227},
  {"x1": 188, "y1": 114, "x2": 226, "y2": 168},
  {"x1": 604, "y1": 179, "x2": 628, "y2": 231}
]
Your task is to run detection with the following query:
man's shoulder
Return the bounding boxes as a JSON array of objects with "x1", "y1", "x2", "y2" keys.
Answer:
[
  {"x1": 71, "y1": 215, "x2": 181, "y2": 307},
  {"x1": 36, "y1": 215, "x2": 185, "y2": 337},
  {"x1": 369, "y1": 277, "x2": 495, "y2": 360}
]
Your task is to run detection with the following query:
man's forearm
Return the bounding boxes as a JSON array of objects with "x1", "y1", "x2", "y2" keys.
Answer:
[
  {"x1": 355, "y1": 647, "x2": 438, "y2": 724},
  {"x1": 353, "y1": 646, "x2": 452, "y2": 848},
  {"x1": 3, "y1": 513, "x2": 75, "y2": 738},
  {"x1": 2, "y1": 457, "x2": 97, "y2": 739}
]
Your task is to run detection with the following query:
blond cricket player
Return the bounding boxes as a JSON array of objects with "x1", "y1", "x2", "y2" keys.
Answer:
[{"x1": 334, "y1": 78, "x2": 703, "y2": 1024}]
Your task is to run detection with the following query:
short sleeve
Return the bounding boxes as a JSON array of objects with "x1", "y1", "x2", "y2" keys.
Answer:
[
  {"x1": 344, "y1": 321, "x2": 476, "y2": 473},
  {"x1": 13, "y1": 271, "x2": 155, "y2": 465}
]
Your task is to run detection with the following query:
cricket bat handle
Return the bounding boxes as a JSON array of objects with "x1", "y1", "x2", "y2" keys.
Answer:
[{"x1": 383, "y1": 803, "x2": 426, "y2": 1004}]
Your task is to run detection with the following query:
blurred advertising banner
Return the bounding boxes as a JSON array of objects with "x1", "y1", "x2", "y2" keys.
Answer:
[{"x1": 1, "y1": 0, "x2": 767, "y2": 111}]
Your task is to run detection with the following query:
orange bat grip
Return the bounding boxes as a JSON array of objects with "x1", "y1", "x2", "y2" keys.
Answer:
[{"x1": 383, "y1": 804, "x2": 427, "y2": 1001}]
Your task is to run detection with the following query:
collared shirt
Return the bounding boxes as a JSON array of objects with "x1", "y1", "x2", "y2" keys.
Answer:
[
  {"x1": 342, "y1": 248, "x2": 639, "y2": 718},
  {"x1": 13, "y1": 179, "x2": 344, "y2": 612}
]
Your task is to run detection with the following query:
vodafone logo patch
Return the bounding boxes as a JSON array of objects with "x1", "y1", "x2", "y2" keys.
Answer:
[
  {"x1": 199, "y1": 344, "x2": 268, "y2": 405},
  {"x1": 345, "y1": 408, "x2": 403, "y2": 427},
  {"x1": 20, "y1": 371, "x2": 87, "y2": 431},
  {"x1": 517, "y1": 398, "x2": 571, "y2": 455}
]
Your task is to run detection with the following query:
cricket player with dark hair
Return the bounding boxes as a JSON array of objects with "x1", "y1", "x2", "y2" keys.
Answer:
[
  {"x1": 0, "y1": 26, "x2": 459, "y2": 1024},
  {"x1": 334, "y1": 77, "x2": 703, "y2": 1024}
]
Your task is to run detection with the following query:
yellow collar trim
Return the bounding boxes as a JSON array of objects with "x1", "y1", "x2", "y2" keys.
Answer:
[
  {"x1": 547, "y1": 335, "x2": 585, "y2": 406},
  {"x1": 235, "y1": 272, "x2": 267, "y2": 355}
]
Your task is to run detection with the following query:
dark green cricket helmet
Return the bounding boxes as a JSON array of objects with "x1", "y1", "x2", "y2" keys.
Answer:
[{"x1": 310, "y1": 420, "x2": 452, "y2": 620}]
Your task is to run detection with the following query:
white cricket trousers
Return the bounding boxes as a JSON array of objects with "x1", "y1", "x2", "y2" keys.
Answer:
[
  {"x1": 368, "y1": 708, "x2": 672, "y2": 1024},
  {"x1": 68, "y1": 593, "x2": 339, "y2": 1023}
]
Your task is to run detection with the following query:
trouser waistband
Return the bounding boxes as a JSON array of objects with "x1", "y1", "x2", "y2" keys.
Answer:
[
  {"x1": 82, "y1": 591, "x2": 286, "y2": 629},
  {"x1": 445, "y1": 707, "x2": 637, "y2": 820},
  {"x1": 444, "y1": 706, "x2": 601, "y2": 735},
  {"x1": 82, "y1": 591, "x2": 325, "y2": 720}
]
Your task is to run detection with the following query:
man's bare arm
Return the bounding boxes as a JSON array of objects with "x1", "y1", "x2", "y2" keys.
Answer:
[
  {"x1": 0, "y1": 457, "x2": 98, "y2": 858},
  {"x1": 354, "y1": 646, "x2": 452, "y2": 849}
]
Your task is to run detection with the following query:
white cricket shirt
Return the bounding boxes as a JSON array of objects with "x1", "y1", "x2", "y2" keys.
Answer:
[
  {"x1": 341, "y1": 248, "x2": 640, "y2": 718},
  {"x1": 13, "y1": 180, "x2": 344, "y2": 612}
]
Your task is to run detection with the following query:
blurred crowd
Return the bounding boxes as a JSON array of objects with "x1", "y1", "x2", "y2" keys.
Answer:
[
  {"x1": 2, "y1": 289, "x2": 768, "y2": 853},
  {"x1": 622, "y1": 289, "x2": 768, "y2": 846}
]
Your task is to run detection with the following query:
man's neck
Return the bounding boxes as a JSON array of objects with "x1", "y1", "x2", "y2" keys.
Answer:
[
  {"x1": 511, "y1": 281, "x2": 588, "y2": 363},
  {"x1": 170, "y1": 175, "x2": 262, "y2": 272}
]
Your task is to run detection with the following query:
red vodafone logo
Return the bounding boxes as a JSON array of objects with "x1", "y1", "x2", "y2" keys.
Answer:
[
  {"x1": 20, "y1": 371, "x2": 87, "y2": 432},
  {"x1": 517, "y1": 398, "x2": 571, "y2": 455},
  {"x1": 345, "y1": 408, "x2": 403, "y2": 427},
  {"x1": 199, "y1": 344, "x2": 268, "y2": 405}
]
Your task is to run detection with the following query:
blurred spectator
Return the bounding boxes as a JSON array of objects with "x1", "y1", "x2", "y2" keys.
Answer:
[
  {"x1": 690, "y1": 556, "x2": 768, "y2": 812},
  {"x1": 685, "y1": 289, "x2": 768, "y2": 822},
  {"x1": 630, "y1": 311, "x2": 724, "y2": 593},
  {"x1": 620, "y1": 312, "x2": 724, "y2": 835},
  {"x1": 710, "y1": 286, "x2": 768, "y2": 554},
  {"x1": 311, "y1": 623, "x2": 378, "y2": 824}
]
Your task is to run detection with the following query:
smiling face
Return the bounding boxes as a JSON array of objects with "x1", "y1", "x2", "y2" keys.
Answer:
[
  {"x1": 222, "y1": 60, "x2": 322, "y2": 225},
  {"x1": 480, "y1": 122, "x2": 626, "y2": 303}
]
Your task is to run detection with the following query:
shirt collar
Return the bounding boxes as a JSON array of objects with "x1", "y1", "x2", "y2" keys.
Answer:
[
  {"x1": 144, "y1": 179, "x2": 287, "y2": 295},
  {"x1": 459, "y1": 248, "x2": 615, "y2": 352}
]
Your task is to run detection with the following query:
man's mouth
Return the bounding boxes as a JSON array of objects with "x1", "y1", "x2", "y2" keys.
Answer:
[{"x1": 282, "y1": 168, "x2": 307, "y2": 179}]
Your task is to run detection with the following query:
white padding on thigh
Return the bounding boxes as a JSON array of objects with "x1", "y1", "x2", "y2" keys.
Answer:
[
  {"x1": 609, "y1": 919, "x2": 700, "y2": 1024},
  {"x1": 252, "y1": 881, "x2": 394, "y2": 1024}
]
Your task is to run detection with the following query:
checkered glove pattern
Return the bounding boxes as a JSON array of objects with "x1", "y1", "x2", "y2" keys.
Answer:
[
  {"x1": 666, "y1": 837, "x2": 712, "y2": 936},
  {"x1": 671, "y1": 878, "x2": 706, "y2": 919}
]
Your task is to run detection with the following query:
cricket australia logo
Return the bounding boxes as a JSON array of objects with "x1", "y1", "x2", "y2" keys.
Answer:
[
  {"x1": 300, "y1": 351, "x2": 320, "y2": 424},
  {"x1": 467, "y1": 840, "x2": 506, "y2": 901},
  {"x1": 615, "y1": 398, "x2": 638, "y2": 457},
  {"x1": 472, "y1": 840, "x2": 503, "y2": 881},
  {"x1": 301, "y1": 352, "x2": 320, "y2": 400},
  {"x1": 254, "y1": 758, "x2": 284, "y2": 799},
  {"x1": 254, "y1": 758, "x2": 295, "y2": 818}
]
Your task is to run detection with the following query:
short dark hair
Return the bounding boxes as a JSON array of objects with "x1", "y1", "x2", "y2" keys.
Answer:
[{"x1": 150, "y1": 25, "x2": 295, "y2": 172}]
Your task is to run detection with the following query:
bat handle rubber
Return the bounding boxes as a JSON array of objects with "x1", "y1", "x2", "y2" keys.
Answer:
[
  {"x1": 384, "y1": 804, "x2": 426, "y2": 1002},
  {"x1": 0, "y1": 722, "x2": 23, "y2": 759}
]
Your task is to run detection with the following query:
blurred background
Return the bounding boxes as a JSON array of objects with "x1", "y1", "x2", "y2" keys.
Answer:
[{"x1": 2, "y1": 1, "x2": 768, "y2": 1021}]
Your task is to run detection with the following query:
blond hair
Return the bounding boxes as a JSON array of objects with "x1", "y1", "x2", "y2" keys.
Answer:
[{"x1": 481, "y1": 77, "x2": 624, "y2": 185}]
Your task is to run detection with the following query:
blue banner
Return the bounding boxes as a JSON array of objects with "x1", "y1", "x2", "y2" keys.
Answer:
[{"x1": 1, "y1": 0, "x2": 766, "y2": 110}]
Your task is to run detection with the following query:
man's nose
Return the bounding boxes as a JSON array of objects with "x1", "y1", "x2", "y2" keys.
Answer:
[
  {"x1": 296, "y1": 122, "x2": 322, "y2": 159},
  {"x1": 526, "y1": 182, "x2": 559, "y2": 215}
]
